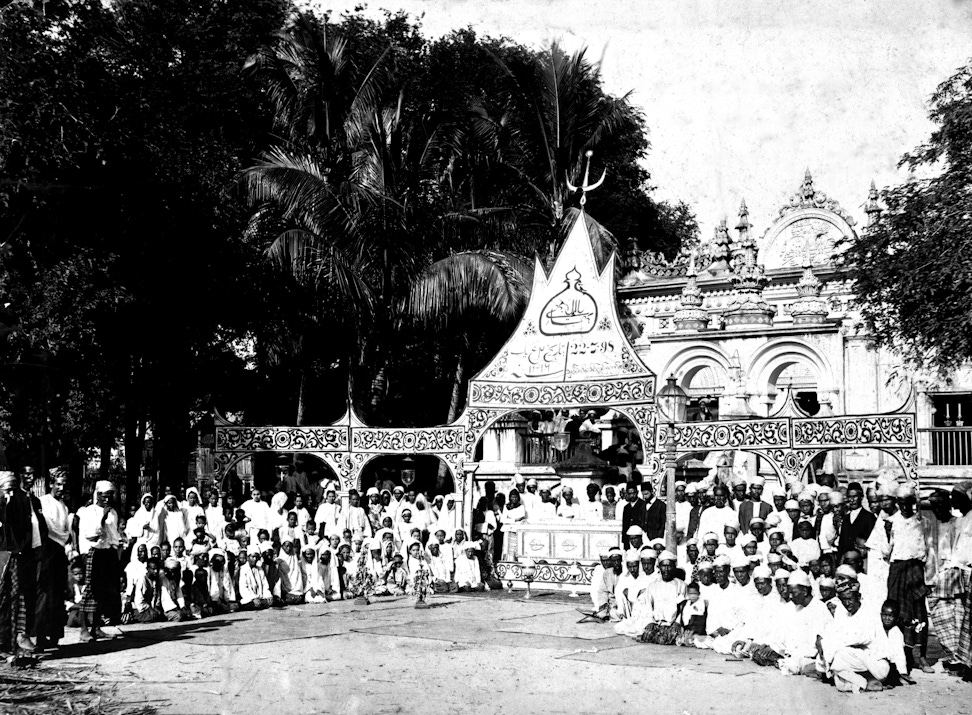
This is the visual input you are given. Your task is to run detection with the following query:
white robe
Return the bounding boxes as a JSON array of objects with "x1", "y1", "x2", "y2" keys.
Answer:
[
  {"x1": 454, "y1": 554, "x2": 481, "y2": 588},
  {"x1": 615, "y1": 577, "x2": 686, "y2": 637},
  {"x1": 240, "y1": 499, "x2": 272, "y2": 538},
  {"x1": 238, "y1": 563, "x2": 271, "y2": 604},
  {"x1": 314, "y1": 502, "x2": 342, "y2": 537},
  {"x1": 698, "y1": 506, "x2": 738, "y2": 544},
  {"x1": 162, "y1": 508, "x2": 189, "y2": 547},
  {"x1": 819, "y1": 602, "x2": 890, "y2": 692}
]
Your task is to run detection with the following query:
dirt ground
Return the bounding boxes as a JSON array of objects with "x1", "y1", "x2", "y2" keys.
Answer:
[{"x1": 36, "y1": 591, "x2": 972, "y2": 715}]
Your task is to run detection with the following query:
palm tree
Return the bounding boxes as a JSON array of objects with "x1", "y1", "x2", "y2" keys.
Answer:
[
  {"x1": 243, "y1": 13, "x2": 389, "y2": 423},
  {"x1": 243, "y1": 20, "x2": 634, "y2": 427},
  {"x1": 490, "y1": 41, "x2": 640, "y2": 259}
]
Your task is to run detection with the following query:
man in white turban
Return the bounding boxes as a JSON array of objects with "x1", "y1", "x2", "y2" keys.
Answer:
[
  {"x1": 816, "y1": 577, "x2": 891, "y2": 692},
  {"x1": 76, "y1": 481, "x2": 123, "y2": 641}
]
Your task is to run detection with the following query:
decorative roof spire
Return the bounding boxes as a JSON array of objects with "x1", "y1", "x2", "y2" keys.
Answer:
[
  {"x1": 566, "y1": 150, "x2": 606, "y2": 208},
  {"x1": 802, "y1": 168, "x2": 815, "y2": 200},
  {"x1": 778, "y1": 169, "x2": 856, "y2": 226},
  {"x1": 706, "y1": 216, "x2": 732, "y2": 274},
  {"x1": 724, "y1": 203, "x2": 775, "y2": 329},
  {"x1": 789, "y1": 256, "x2": 829, "y2": 326},
  {"x1": 673, "y1": 249, "x2": 708, "y2": 331},
  {"x1": 736, "y1": 199, "x2": 751, "y2": 242},
  {"x1": 864, "y1": 179, "x2": 882, "y2": 226}
]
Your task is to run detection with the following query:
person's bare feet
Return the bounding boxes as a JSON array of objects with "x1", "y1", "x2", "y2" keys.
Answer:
[
  {"x1": 16, "y1": 634, "x2": 35, "y2": 652},
  {"x1": 865, "y1": 679, "x2": 884, "y2": 692}
]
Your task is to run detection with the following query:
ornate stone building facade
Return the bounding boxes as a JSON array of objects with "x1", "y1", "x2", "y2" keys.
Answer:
[{"x1": 617, "y1": 170, "x2": 966, "y2": 488}]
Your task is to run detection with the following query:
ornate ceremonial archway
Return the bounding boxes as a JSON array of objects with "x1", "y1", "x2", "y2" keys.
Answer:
[
  {"x1": 213, "y1": 403, "x2": 470, "y2": 506},
  {"x1": 651, "y1": 386, "x2": 918, "y2": 486},
  {"x1": 212, "y1": 201, "x2": 657, "y2": 532}
]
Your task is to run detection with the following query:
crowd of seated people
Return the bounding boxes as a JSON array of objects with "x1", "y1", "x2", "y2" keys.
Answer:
[{"x1": 586, "y1": 474, "x2": 972, "y2": 693}]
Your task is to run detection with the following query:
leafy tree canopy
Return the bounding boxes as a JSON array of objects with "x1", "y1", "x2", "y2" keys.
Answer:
[
  {"x1": 841, "y1": 60, "x2": 972, "y2": 374},
  {"x1": 0, "y1": 0, "x2": 697, "y2": 495}
]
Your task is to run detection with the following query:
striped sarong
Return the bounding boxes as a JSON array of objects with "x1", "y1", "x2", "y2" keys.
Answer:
[
  {"x1": 928, "y1": 567, "x2": 970, "y2": 664},
  {"x1": 79, "y1": 548, "x2": 121, "y2": 623},
  {"x1": 888, "y1": 559, "x2": 929, "y2": 647},
  {"x1": 0, "y1": 551, "x2": 26, "y2": 652}
]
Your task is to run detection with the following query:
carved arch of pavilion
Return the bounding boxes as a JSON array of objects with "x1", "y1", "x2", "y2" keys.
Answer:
[
  {"x1": 651, "y1": 359, "x2": 919, "y2": 489},
  {"x1": 212, "y1": 404, "x2": 469, "y2": 498}
]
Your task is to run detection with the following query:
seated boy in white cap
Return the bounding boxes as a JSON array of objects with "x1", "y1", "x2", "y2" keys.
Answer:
[
  {"x1": 589, "y1": 548, "x2": 622, "y2": 620},
  {"x1": 238, "y1": 544, "x2": 272, "y2": 610},
  {"x1": 130, "y1": 557, "x2": 164, "y2": 623},
  {"x1": 454, "y1": 542, "x2": 484, "y2": 592},
  {"x1": 160, "y1": 558, "x2": 191, "y2": 621},
  {"x1": 207, "y1": 548, "x2": 237, "y2": 613},
  {"x1": 625, "y1": 525, "x2": 645, "y2": 554},
  {"x1": 614, "y1": 551, "x2": 643, "y2": 621},
  {"x1": 425, "y1": 539, "x2": 457, "y2": 593}
]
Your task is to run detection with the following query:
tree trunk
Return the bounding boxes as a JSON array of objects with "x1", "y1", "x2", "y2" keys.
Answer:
[
  {"x1": 124, "y1": 409, "x2": 145, "y2": 509},
  {"x1": 296, "y1": 334, "x2": 311, "y2": 426},
  {"x1": 99, "y1": 439, "x2": 112, "y2": 481},
  {"x1": 437, "y1": 335, "x2": 468, "y2": 492},
  {"x1": 445, "y1": 342, "x2": 467, "y2": 424},
  {"x1": 125, "y1": 355, "x2": 145, "y2": 509},
  {"x1": 154, "y1": 372, "x2": 189, "y2": 496},
  {"x1": 67, "y1": 451, "x2": 85, "y2": 511}
]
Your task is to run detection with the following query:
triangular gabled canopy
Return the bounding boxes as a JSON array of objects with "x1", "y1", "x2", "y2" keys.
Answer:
[{"x1": 467, "y1": 210, "x2": 655, "y2": 409}]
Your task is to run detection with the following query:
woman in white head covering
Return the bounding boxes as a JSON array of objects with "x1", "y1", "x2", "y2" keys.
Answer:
[
  {"x1": 394, "y1": 506, "x2": 417, "y2": 545},
  {"x1": 425, "y1": 537, "x2": 455, "y2": 593},
  {"x1": 161, "y1": 494, "x2": 189, "y2": 548},
  {"x1": 127, "y1": 493, "x2": 163, "y2": 554},
  {"x1": 183, "y1": 487, "x2": 205, "y2": 526},
  {"x1": 434, "y1": 494, "x2": 460, "y2": 536},
  {"x1": 269, "y1": 491, "x2": 289, "y2": 536},
  {"x1": 305, "y1": 542, "x2": 335, "y2": 603}
]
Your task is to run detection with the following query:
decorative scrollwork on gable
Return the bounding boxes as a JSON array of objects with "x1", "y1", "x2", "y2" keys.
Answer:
[
  {"x1": 469, "y1": 377, "x2": 656, "y2": 408},
  {"x1": 216, "y1": 426, "x2": 347, "y2": 452},
  {"x1": 792, "y1": 416, "x2": 915, "y2": 448},
  {"x1": 352, "y1": 427, "x2": 466, "y2": 453},
  {"x1": 656, "y1": 419, "x2": 790, "y2": 452},
  {"x1": 319, "y1": 452, "x2": 369, "y2": 491}
]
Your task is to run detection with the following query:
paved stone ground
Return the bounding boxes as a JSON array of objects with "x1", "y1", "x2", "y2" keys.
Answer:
[{"x1": 38, "y1": 592, "x2": 972, "y2": 715}]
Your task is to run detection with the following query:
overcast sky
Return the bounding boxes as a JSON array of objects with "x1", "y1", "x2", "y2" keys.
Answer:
[{"x1": 312, "y1": 0, "x2": 972, "y2": 239}]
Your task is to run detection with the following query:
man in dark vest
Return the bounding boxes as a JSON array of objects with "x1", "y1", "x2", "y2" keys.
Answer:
[
  {"x1": 621, "y1": 484, "x2": 647, "y2": 549},
  {"x1": 642, "y1": 481, "x2": 666, "y2": 541},
  {"x1": 835, "y1": 481, "x2": 877, "y2": 562},
  {"x1": 737, "y1": 476, "x2": 772, "y2": 533}
]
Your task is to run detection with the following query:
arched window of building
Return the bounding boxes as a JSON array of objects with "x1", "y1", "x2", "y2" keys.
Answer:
[
  {"x1": 683, "y1": 364, "x2": 727, "y2": 421},
  {"x1": 770, "y1": 361, "x2": 819, "y2": 416}
]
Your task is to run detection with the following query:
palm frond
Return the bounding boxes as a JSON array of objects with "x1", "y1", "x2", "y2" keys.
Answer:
[{"x1": 399, "y1": 250, "x2": 533, "y2": 329}]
